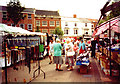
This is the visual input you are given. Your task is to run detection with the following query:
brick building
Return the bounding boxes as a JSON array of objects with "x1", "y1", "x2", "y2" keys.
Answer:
[
  {"x1": 35, "y1": 10, "x2": 61, "y2": 34},
  {"x1": 0, "y1": 6, "x2": 61, "y2": 33}
]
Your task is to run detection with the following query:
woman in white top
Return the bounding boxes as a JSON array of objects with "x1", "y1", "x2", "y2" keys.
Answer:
[{"x1": 65, "y1": 38, "x2": 74, "y2": 71}]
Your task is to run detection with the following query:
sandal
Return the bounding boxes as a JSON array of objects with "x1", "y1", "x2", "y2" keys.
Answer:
[{"x1": 58, "y1": 69, "x2": 63, "y2": 71}]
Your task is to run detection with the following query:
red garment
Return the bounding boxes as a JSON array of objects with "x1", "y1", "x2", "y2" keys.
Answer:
[
  {"x1": 79, "y1": 46, "x2": 84, "y2": 54},
  {"x1": 73, "y1": 46, "x2": 78, "y2": 52}
]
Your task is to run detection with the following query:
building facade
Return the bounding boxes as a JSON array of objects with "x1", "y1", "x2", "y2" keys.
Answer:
[
  {"x1": 88, "y1": 18, "x2": 98, "y2": 34},
  {"x1": 61, "y1": 15, "x2": 93, "y2": 39},
  {"x1": 35, "y1": 10, "x2": 61, "y2": 34},
  {"x1": 0, "y1": 6, "x2": 35, "y2": 32},
  {"x1": 0, "y1": 6, "x2": 61, "y2": 33}
]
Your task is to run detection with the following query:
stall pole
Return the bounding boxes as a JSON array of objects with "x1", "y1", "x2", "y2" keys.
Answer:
[
  {"x1": 38, "y1": 39, "x2": 40, "y2": 75},
  {"x1": 109, "y1": 21, "x2": 112, "y2": 76},
  {"x1": 4, "y1": 36, "x2": 7, "y2": 84}
]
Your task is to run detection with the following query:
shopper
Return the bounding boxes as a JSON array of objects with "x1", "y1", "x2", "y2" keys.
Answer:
[
  {"x1": 79, "y1": 39, "x2": 86, "y2": 54},
  {"x1": 73, "y1": 42, "x2": 79, "y2": 61},
  {"x1": 65, "y1": 38, "x2": 74, "y2": 71},
  {"x1": 91, "y1": 38, "x2": 96, "y2": 58},
  {"x1": 53, "y1": 38, "x2": 63, "y2": 71},
  {"x1": 48, "y1": 39, "x2": 54, "y2": 64}
]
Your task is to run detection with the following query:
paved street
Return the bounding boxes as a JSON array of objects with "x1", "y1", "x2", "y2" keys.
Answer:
[
  {"x1": 30, "y1": 56, "x2": 119, "y2": 83},
  {"x1": 1, "y1": 55, "x2": 120, "y2": 83}
]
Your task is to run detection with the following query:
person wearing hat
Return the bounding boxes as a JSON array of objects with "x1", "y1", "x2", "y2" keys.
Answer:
[{"x1": 53, "y1": 38, "x2": 63, "y2": 71}]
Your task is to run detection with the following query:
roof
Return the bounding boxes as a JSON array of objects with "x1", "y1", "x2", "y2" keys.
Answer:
[
  {"x1": 23, "y1": 8, "x2": 35, "y2": 14},
  {"x1": 0, "y1": 6, "x2": 35, "y2": 14},
  {"x1": 35, "y1": 10, "x2": 60, "y2": 16},
  {"x1": 0, "y1": 6, "x2": 7, "y2": 11},
  {"x1": 61, "y1": 16, "x2": 91, "y2": 23},
  {"x1": 88, "y1": 18, "x2": 98, "y2": 23},
  {"x1": 79, "y1": 18, "x2": 91, "y2": 23}
]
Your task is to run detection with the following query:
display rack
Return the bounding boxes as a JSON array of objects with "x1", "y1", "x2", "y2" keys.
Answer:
[{"x1": 1, "y1": 34, "x2": 46, "y2": 83}]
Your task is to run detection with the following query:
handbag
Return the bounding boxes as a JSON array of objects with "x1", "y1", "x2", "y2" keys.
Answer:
[{"x1": 67, "y1": 51, "x2": 75, "y2": 56}]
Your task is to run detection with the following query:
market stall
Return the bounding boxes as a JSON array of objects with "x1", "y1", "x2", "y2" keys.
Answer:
[
  {"x1": 93, "y1": 15, "x2": 120, "y2": 77},
  {"x1": 0, "y1": 24, "x2": 46, "y2": 83}
]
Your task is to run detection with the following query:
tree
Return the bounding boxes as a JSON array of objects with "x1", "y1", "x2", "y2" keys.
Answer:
[
  {"x1": 6, "y1": 0, "x2": 25, "y2": 26},
  {"x1": 53, "y1": 27, "x2": 64, "y2": 39}
]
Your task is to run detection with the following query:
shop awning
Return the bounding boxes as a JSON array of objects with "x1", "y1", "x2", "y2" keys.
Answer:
[{"x1": 93, "y1": 16, "x2": 120, "y2": 36}]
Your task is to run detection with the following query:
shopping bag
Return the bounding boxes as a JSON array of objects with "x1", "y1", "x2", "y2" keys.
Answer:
[
  {"x1": 67, "y1": 51, "x2": 75, "y2": 56},
  {"x1": 43, "y1": 49, "x2": 47, "y2": 56}
]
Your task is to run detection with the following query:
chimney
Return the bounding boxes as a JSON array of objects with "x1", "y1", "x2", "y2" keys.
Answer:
[{"x1": 73, "y1": 14, "x2": 77, "y2": 18}]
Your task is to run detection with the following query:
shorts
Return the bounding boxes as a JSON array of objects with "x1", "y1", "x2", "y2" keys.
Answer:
[{"x1": 53, "y1": 56, "x2": 63, "y2": 65}]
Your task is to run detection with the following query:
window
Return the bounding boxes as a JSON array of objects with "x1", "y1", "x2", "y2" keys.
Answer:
[
  {"x1": 92, "y1": 31, "x2": 94, "y2": 33},
  {"x1": 91, "y1": 24, "x2": 94, "y2": 28},
  {"x1": 36, "y1": 20, "x2": 40, "y2": 26},
  {"x1": 42, "y1": 21, "x2": 47, "y2": 26},
  {"x1": 65, "y1": 22, "x2": 68, "y2": 26},
  {"x1": 64, "y1": 29, "x2": 69, "y2": 34},
  {"x1": 19, "y1": 24, "x2": 25, "y2": 29},
  {"x1": 28, "y1": 14, "x2": 32, "y2": 19},
  {"x1": 50, "y1": 21, "x2": 55, "y2": 26},
  {"x1": 42, "y1": 29, "x2": 48, "y2": 33},
  {"x1": 85, "y1": 31, "x2": 88, "y2": 34},
  {"x1": 3, "y1": 12, "x2": 7, "y2": 19},
  {"x1": 85, "y1": 23, "x2": 87, "y2": 27},
  {"x1": 50, "y1": 29, "x2": 55, "y2": 34},
  {"x1": 56, "y1": 21, "x2": 60, "y2": 27},
  {"x1": 75, "y1": 23, "x2": 77, "y2": 26},
  {"x1": 74, "y1": 29, "x2": 78, "y2": 34},
  {"x1": 28, "y1": 24, "x2": 32, "y2": 30}
]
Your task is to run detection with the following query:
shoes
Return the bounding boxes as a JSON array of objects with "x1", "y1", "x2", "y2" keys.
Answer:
[
  {"x1": 49, "y1": 61, "x2": 52, "y2": 64},
  {"x1": 58, "y1": 69, "x2": 63, "y2": 71},
  {"x1": 67, "y1": 68, "x2": 73, "y2": 71},
  {"x1": 13, "y1": 67, "x2": 18, "y2": 70},
  {"x1": 56, "y1": 69, "x2": 59, "y2": 71}
]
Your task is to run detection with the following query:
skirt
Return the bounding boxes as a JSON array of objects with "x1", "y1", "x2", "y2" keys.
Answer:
[{"x1": 53, "y1": 56, "x2": 63, "y2": 65}]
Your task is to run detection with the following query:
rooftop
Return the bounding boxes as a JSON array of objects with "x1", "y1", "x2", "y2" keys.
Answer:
[{"x1": 35, "y1": 10, "x2": 60, "y2": 16}]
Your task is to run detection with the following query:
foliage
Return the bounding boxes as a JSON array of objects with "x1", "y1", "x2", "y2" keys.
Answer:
[
  {"x1": 53, "y1": 27, "x2": 64, "y2": 35},
  {"x1": 6, "y1": 0, "x2": 25, "y2": 26},
  {"x1": 53, "y1": 27, "x2": 64, "y2": 38}
]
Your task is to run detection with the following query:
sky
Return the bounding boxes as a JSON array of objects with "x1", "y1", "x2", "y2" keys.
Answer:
[{"x1": 0, "y1": 0, "x2": 110, "y2": 19}]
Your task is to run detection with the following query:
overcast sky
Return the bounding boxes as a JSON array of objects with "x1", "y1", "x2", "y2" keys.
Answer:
[{"x1": 0, "y1": 0, "x2": 109, "y2": 19}]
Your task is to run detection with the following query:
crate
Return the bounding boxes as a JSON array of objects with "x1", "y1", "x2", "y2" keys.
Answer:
[{"x1": 80, "y1": 65, "x2": 88, "y2": 74}]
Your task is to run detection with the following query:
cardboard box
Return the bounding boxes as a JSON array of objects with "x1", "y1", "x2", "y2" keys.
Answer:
[
  {"x1": 80, "y1": 65, "x2": 88, "y2": 74},
  {"x1": 118, "y1": 54, "x2": 120, "y2": 58},
  {"x1": 111, "y1": 52, "x2": 118, "y2": 60},
  {"x1": 112, "y1": 70, "x2": 119, "y2": 76},
  {"x1": 117, "y1": 58, "x2": 120, "y2": 63},
  {"x1": 102, "y1": 60, "x2": 110, "y2": 69}
]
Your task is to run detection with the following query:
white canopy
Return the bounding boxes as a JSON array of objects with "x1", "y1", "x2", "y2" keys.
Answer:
[{"x1": 0, "y1": 23, "x2": 46, "y2": 36}]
